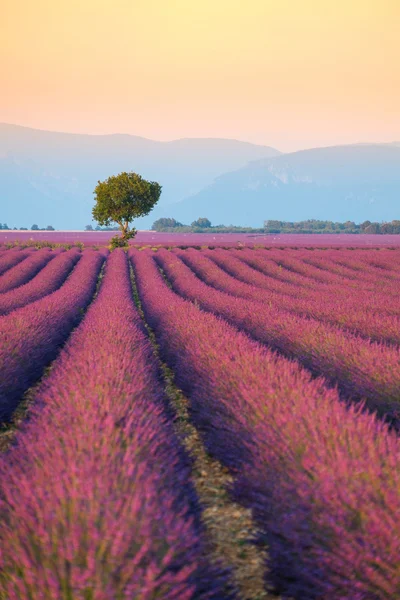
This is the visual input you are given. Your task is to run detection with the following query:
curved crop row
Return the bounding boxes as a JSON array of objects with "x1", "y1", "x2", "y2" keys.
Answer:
[
  {"x1": 0, "y1": 250, "x2": 105, "y2": 421},
  {"x1": 130, "y1": 248, "x2": 400, "y2": 600},
  {"x1": 219, "y1": 250, "x2": 325, "y2": 297},
  {"x1": 0, "y1": 250, "x2": 229, "y2": 600},
  {"x1": 260, "y1": 250, "x2": 400, "y2": 294},
  {"x1": 155, "y1": 249, "x2": 400, "y2": 424},
  {"x1": 0, "y1": 250, "x2": 32, "y2": 277},
  {"x1": 300, "y1": 252, "x2": 400, "y2": 284},
  {"x1": 237, "y1": 249, "x2": 400, "y2": 303},
  {"x1": 351, "y1": 251, "x2": 400, "y2": 274},
  {"x1": 323, "y1": 251, "x2": 400, "y2": 279},
  {"x1": 304, "y1": 254, "x2": 399, "y2": 293},
  {"x1": 244, "y1": 249, "x2": 400, "y2": 315},
  {"x1": 237, "y1": 249, "x2": 329, "y2": 289},
  {"x1": 187, "y1": 249, "x2": 400, "y2": 345},
  {"x1": 228, "y1": 249, "x2": 399, "y2": 304},
  {"x1": 0, "y1": 248, "x2": 56, "y2": 294},
  {"x1": 0, "y1": 249, "x2": 81, "y2": 316}
]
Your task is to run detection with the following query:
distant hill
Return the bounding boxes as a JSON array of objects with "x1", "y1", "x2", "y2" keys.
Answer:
[
  {"x1": 162, "y1": 145, "x2": 400, "y2": 227},
  {"x1": 0, "y1": 123, "x2": 280, "y2": 229},
  {"x1": 2, "y1": 125, "x2": 399, "y2": 229}
]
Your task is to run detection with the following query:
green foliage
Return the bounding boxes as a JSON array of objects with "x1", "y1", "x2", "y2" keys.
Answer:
[
  {"x1": 264, "y1": 219, "x2": 400, "y2": 234},
  {"x1": 0, "y1": 223, "x2": 54, "y2": 231},
  {"x1": 152, "y1": 218, "x2": 183, "y2": 231},
  {"x1": 191, "y1": 217, "x2": 212, "y2": 228},
  {"x1": 1, "y1": 240, "x2": 82, "y2": 249},
  {"x1": 109, "y1": 229, "x2": 137, "y2": 249},
  {"x1": 382, "y1": 220, "x2": 400, "y2": 234},
  {"x1": 150, "y1": 217, "x2": 264, "y2": 233},
  {"x1": 92, "y1": 172, "x2": 162, "y2": 242}
]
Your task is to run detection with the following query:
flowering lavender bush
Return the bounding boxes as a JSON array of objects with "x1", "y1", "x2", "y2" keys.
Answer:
[
  {"x1": 0, "y1": 249, "x2": 33, "y2": 276},
  {"x1": 1, "y1": 245, "x2": 399, "y2": 598},
  {"x1": 0, "y1": 250, "x2": 105, "y2": 421},
  {"x1": 0, "y1": 249, "x2": 81, "y2": 315},
  {"x1": 0, "y1": 250, "x2": 231, "y2": 599},
  {"x1": 154, "y1": 249, "x2": 400, "y2": 425},
  {"x1": 0, "y1": 248, "x2": 56, "y2": 293},
  {"x1": 130, "y1": 248, "x2": 400, "y2": 599},
  {"x1": 177, "y1": 248, "x2": 400, "y2": 344},
  {"x1": 194, "y1": 248, "x2": 400, "y2": 312}
]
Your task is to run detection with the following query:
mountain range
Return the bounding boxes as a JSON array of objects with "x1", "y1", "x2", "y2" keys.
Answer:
[
  {"x1": 0, "y1": 123, "x2": 399, "y2": 228},
  {"x1": 162, "y1": 145, "x2": 400, "y2": 226},
  {"x1": 0, "y1": 123, "x2": 279, "y2": 228}
]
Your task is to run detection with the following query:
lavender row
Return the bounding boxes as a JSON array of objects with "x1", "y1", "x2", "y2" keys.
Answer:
[
  {"x1": 0, "y1": 248, "x2": 57, "y2": 293},
  {"x1": 155, "y1": 249, "x2": 400, "y2": 424},
  {"x1": 240, "y1": 248, "x2": 400, "y2": 317},
  {"x1": 311, "y1": 251, "x2": 400, "y2": 280},
  {"x1": 349, "y1": 251, "x2": 400, "y2": 274},
  {"x1": 174, "y1": 247, "x2": 395, "y2": 334},
  {"x1": 187, "y1": 249, "x2": 400, "y2": 345},
  {"x1": 237, "y1": 249, "x2": 400, "y2": 305},
  {"x1": 237, "y1": 249, "x2": 332, "y2": 290},
  {"x1": 280, "y1": 251, "x2": 400, "y2": 294},
  {"x1": 272, "y1": 249, "x2": 394, "y2": 284},
  {"x1": 131, "y1": 249, "x2": 400, "y2": 599},
  {"x1": 215, "y1": 249, "x2": 399, "y2": 316},
  {"x1": 300, "y1": 250, "x2": 400, "y2": 280},
  {"x1": 0, "y1": 250, "x2": 105, "y2": 421},
  {"x1": 0, "y1": 249, "x2": 32, "y2": 277},
  {"x1": 197, "y1": 247, "x2": 392, "y2": 309},
  {"x1": 0, "y1": 250, "x2": 230, "y2": 599},
  {"x1": 246, "y1": 248, "x2": 399, "y2": 295},
  {"x1": 300, "y1": 253, "x2": 400, "y2": 291},
  {"x1": 0, "y1": 249, "x2": 81, "y2": 316}
]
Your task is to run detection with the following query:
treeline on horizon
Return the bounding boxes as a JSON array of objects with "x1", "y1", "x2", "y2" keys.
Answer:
[
  {"x1": 150, "y1": 217, "x2": 400, "y2": 234},
  {"x1": 0, "y1": 224, "x2": 55, "y2": 231},
  {"x1": 1, "y1": 219, "x2": 399, "y2": 234},
  {"x1": 264, "y1": 219, "x2": 400, "y2": 234}
]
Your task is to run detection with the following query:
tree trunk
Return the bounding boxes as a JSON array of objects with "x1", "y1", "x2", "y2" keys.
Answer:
[{"x1": 118, "y1": 221, "x2": 130, "y2": 239}]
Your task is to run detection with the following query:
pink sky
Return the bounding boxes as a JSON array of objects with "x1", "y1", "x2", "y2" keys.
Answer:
[{"x1": 1, "y1": 0, "x2": 399, "y2": 151}]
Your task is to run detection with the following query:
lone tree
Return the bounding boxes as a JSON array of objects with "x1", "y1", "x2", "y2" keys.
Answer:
[{"x1": 92, "y1": 172, "x2": 162, "y2": 247}]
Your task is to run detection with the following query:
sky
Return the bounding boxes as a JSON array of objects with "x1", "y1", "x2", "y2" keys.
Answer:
[{"x1": 1, "y1": 0, "x2": 399, "y2": 152}]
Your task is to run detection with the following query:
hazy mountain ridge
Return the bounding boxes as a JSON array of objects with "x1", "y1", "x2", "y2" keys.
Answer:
[
  {"x1": 1, "y1": 124, "x2": 399, "y2": 229},
  {"x1": 163, "y1": 145, "x2": 400, "y2": 226},
  {"x1": 0, "y1": 123, "x2": 280, "y2": 228}
]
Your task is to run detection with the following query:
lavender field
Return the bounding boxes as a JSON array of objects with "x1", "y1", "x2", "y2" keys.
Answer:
[
  {"x1": 1, "y1": 230, "x2": 400, "y2": 247},
  {"x1": 0, "y1": 245, "x2": 400, "y2": 599}
]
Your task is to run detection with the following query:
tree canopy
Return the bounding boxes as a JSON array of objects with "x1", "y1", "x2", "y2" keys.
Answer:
[
  {"x1": 92, "y1": 172, "x2": 162, "y2": 245},
  {"x1": 191, "y1": 217, "x2": 212, "y2": 228},
  {"x1": 263, "y1": 219, "x2": 400, "y2": 234},
  {"x1": 152, "y1": 218, "x2": 183, "y2": 231}
]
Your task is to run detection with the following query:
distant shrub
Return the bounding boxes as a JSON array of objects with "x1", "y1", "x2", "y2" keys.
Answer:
[
  {"x1": 152, "y1": 218, "x2": 183, "y2": 231},
  {"x1": 191, "y1": 217, "x2": 212, "y2": 228}
]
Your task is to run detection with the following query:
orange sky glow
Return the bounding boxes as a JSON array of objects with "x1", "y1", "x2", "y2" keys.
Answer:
[{"x1": 1, "y1": 0, "x2": 399, "y2": 151}]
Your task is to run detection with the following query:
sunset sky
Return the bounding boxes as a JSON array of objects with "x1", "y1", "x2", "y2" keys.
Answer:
[{"x1": 1, "y1": 0, "x2": 399, "y2": 151}]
